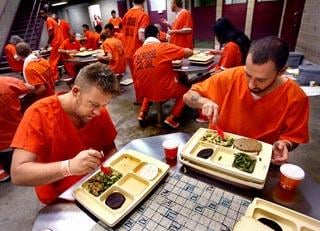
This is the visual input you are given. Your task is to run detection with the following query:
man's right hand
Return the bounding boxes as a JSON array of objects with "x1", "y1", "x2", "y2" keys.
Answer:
[
  {"x1": 69, "y1": 149, "x2": 103, "y2": 175},
  {"x1": 202, "y1": 101, "x2": 219, "y2": 124}
]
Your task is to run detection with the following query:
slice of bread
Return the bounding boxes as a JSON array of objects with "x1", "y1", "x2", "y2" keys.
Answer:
[
  {"x1": 233, "y1": 216, "x2": 273, "y2": 231},
  {"x1": 234, "y1": 138, "x2": 262, "y2": 153}
]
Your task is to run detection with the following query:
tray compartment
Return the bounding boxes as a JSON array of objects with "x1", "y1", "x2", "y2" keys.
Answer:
[
  {"x1": 101, "y1": 185, "x2": 134, "y2": 213},
  {"x1": 110, "y1": 154, "x2": 141, "y2": 174},
  {"x1": 118, "y1": 173, "x2": 149, "y2": 196},
  {"x1": 190, "y1": 142, "x2": 215, "y2": 158},
  {"x1": 133, "y1": 162, "x2": 162, "y2": 181},
  {"x1": 209, "y1": 146, "x2": 234, "y2": 166}
]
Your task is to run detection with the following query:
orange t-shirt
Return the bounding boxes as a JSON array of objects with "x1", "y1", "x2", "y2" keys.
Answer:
[
  {"x1": 114, "y1": 32, "x2": 125, "y2": 45},
  {"x1": 46, "y1": 17, "x2": 63, "y2": 47},
  {"x1": 11, "y1": 95, "x2": 117, "y2": 204},
  {"x1": 108, "y1": 17, "x2": 122, "y2": 28},
  {"x1": 25, "y1": 57, "x2": 55, "y2": 99},
  {"x1": 4, "y1": 44, "x2": 24, "y2": 72},
  {"x1": 102, "y1": 37, "x2": 126, "y2": 74},
  {"x1": 84, "y1": 31, "x2": 101, "y2": 50},
  {"x1": 0, "y1": 77, "x2": 28, "y2": 150},
  {"x1": 191, "y1": 67, "x2": 309, "y2": 144},
  {"x1": 216, "y1": 41, "x2": 242, "y2": 70},
  {"x1": 58, "y1": 19, "x2": 71, "y2": 40},
  {"x1": 122, "y1": 7, "x2": 149, "y2": 59},
  {"x1": 171, "y1": 9, "x2": 193, "y2": 49},
  {"x1": 159, "y1": 31, "x2": 168, "y2": 42},
  {"x1": 133, "y1": 41, "x2": 185, "y2": 101},
  {"x1": 59, "y1": 39, "x2": 81, "y2": 60}
]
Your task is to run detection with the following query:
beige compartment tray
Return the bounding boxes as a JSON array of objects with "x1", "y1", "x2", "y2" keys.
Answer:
[
  {"x1": 73, "y1": 149, "x2": 169, "y2": 227},
  {"x1": 189, "y1": 53, "x2": 214, "y2": 64},
  {"x1": 245, "y1": 198, "x2": 320, "y2": 231},
  {"x1": 180, "y1": 128, "x2": 272, "y2": 184},
  {"x1": 74, "y1": 49, "x2": 102, "y2": 57}
]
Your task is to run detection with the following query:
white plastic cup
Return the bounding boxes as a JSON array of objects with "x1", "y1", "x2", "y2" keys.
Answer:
[
  {"x1": 309, "y1": 81, "x2": 316, "y2": 87},
  {"x1": 279, "y1": 164, "x2": 305, "y2": 191}
]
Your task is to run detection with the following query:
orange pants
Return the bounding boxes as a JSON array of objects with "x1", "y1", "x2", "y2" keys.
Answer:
[
  {"x1": 49, "y1": 46, "x2": 61, "y2": 81},
  {"x1": 139, "y1": 83, "x2": 188, "y2": 118},
  {"x1": 127, "y1": 57, "x2": 142, "y2": 103},
  {"x1": 63, "y1": 62, "x2": 77, "y2": 78}
]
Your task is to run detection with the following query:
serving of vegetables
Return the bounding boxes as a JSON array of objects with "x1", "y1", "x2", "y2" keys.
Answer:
[
  {"x1": 200, "y1": 130, "x2": 234, "y2": 147},
  {"x1": 232, "y1": 153, "x2": 256, "y2": 173}
]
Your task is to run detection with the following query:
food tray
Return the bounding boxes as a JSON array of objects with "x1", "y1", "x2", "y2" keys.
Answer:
[
  {"x1": 188, "y1": 53, "x2": 214, "y2": 64},
  {"x1": 180, "y1": 128, "x2": 272, "y2": 184},
  {"x1": 74, "y1": 50, "x2": 100, "y2": 57},
  {"x1": 245, "y1": 198, "x2": 320, "y2": 231},
  {"x1": 73, "y1": 149, "x2": 170, "y2": 227},
  {"x1": 172, "y1": 59, "x2": 183, "y2": 68}
]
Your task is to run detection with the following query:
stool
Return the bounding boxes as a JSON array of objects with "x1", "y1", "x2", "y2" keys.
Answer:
[
  {"x1": 155, "y1": 102, "x2": 163, "y2": 126},
  {"x1": 59, "y1": 75, "x2": 75, "y2": 89}
]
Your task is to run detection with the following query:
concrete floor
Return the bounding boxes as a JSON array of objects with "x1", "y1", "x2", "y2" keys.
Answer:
[{"x1": 1, "y1": 72, "x2": 319, "y2": 231}]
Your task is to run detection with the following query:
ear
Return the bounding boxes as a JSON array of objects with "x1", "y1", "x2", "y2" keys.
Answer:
[{"x1": 71, "y1": 85, "x2": 80, "y2": 96}]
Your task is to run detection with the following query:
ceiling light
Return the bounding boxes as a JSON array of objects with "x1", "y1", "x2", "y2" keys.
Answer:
[{"x1": 51, "y1": 1, "x2": 68, "y2": 6}]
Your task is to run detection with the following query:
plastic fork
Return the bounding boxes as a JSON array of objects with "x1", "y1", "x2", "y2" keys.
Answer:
[
  {"x1": 100, "y1": 150, "x2": 111, "y2": 175},
  {"x1": 208, "y1": 120, "x2": 225, "y2": 139}
]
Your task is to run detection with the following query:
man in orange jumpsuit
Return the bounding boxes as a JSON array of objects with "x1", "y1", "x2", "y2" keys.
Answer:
[
  {"x1": 161, "y1": 0, "x2": 193, "y2": 49},
  {"x1": 10, "y1": 63, "x2": 119, "y2": 204},
  {"x1": 40, "y1": 10, "x2": 64, "y2": 81},
  {"x1": 133, "y1": 25, "x2": 194, "y2": 128},
  {"x1": 82, "y1": 24, "x2": 102, "y2": 50},
  {"x1": 122, "y1": 0, "x2": 150, "y2": 104},
  {"x1": 16, "y1": 42, "x2": 55, "y2": 103},
  {"x1": 184, "y1": 37, "x2": 309, "y2": 165},
  {"x1": 4, "y1": 35, "x2": 24, "y2": 73},
  {"x1": 0, "y1": 77, "x2": 34, "y2": 182},
  {"x1": 59, "y1": 30, "x2": 81, "y2": 78},
  {"x1": 52, "y1": 14, "x2": 71, "y2": 41},
  {"x1": 108, "y1": 10, "x2": 122, "y2": 31},
  {"x1": 99, "y1": 24, "x2": 126, "y2": 75}
]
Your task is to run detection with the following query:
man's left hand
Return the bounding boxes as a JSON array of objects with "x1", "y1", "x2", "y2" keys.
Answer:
[{"x1": 272, "y1": 140, "x2": 289, "y2": 165}]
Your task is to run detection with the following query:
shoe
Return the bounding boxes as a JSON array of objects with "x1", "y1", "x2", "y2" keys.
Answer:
[
  {"x1": 164, "y1": 116, "x2": 180, "y2": 128},
  {"x1": 133, "y1": 101, "x2": 141, "y2": 105},
  {"x1": 137, "y1": 112, "x2": 148, "y2": 127},
  {"x1": 0, "y1": 168, "x2": 10, "y2": 182},
  {"x1": 196, "y1": 117, "x2": 209, "y2": 123}
]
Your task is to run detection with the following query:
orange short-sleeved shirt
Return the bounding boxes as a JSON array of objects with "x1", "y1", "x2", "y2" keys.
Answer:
[
  {"x1": 108, "y1": 17, "x2": 122, "y2": 28},
  {"x1": 171, "y1": 9, "x2": 193, "y2": 49},
  {"x1": 59, "y1": 39, "x2": 81, "y2": 60},
  {"x1": 0, "y1": 77, "x2": 28, "y2": 150},
  {"x1": 11, "y1": 95, "x2": 117, "y2": 204},
  {"x1": 102, "y1": 37, "x2": 126, "y2": 74},
  {"x1": 58, "y1": 19, "x2": 71, "y2": 40},
  {"x1": 46, "y1": 17, "x2": 63, "y2": 47},
  {"x1": 114, "y1": 32, "x2": 125, "y2": 45},
  {"x1": 133, "y1": 41, "x2": 185, "y2": 101},
  {"x1": 25, "y1": 57, "x2": 55, "y2": 99},
  {"x1": 4, "y1": 44, "x2": 23, "y2": 72},
  {"x1": 216, "y1": 41, "x2": 242, "y2": 70},
  {"x1": 191, "y1": 67, "x2": 309, "y2": 144},
  {"x1": 122, "y1": 7, "x2": 150, "y2": 59},
  {"x1": 84, "y1": 31, "x2": 100, "y2": 50}
]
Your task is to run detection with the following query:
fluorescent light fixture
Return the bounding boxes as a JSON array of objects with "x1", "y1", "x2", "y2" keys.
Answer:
[{"x1": 51, "y1": 1, "x2": 68, "y2": 6}]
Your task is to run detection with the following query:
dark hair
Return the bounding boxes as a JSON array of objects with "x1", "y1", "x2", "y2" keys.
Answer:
[
  {"x1": 213, "y1": 17, "x2": 251, "y2": 64},
  {"x1": 95, "y1": 24, "x2": 102, "y2": 33},
  {"x1": 133, "y1": 0, "x2": 145, "y2": 4},
  {"x1": 144, "y1": 25, "x2": 159, "y2": 39},
  {"x1": 16, "y1": 42, "x2": 32, "y2": 58},
  {"x1": 174, "y1": 0, "x2": 183, "y2": 8},
  {"x1": 82, "y1": 24, "x2": 89, "y2": 30},
  {"x1": 104, "y1": 23, "x2": 114, "y2": 31},
  {"x1": 111, "y1": 10, "x2": 116, "y2": 14},
  {"x1": 75, "y1": 63, "x2": 119, "y2": 95},
  {"x1": 100, "y1": 32, "x2": 108, "y2": 41},
  {"x1": 249, "y1": 36, "x2": 289, "y2": 72}
]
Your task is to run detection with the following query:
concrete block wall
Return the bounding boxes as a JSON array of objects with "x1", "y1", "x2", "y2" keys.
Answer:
[{"x1": 296, "y1": 0, "x2": 320, "y2": 64}]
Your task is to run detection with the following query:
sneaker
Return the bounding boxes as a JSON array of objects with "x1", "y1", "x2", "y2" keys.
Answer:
[
  {"x1": 137, "y1": 112, "x2": 148, "y2": 127},
  {"x1": 164, "y1": 116, "x2": 180, "y2": 128},
  {"x1": 0, "y1": 168, "x2": 10, "y2": 182},
  {"x1": 196, "y1": 117, "x2": 209, "y2": 123}
]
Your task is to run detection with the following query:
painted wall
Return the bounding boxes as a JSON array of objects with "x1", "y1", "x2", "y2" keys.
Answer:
[
  {"x1": 0, "y1": 0, "x2": 21, "y2": 57},
  {"x1": 296, "y1": 0, "x2": 320, "y2": 64}
]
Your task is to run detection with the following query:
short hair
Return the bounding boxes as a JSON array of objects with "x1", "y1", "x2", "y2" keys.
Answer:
[
  {"x1": 249, "y1": 36, "x2": 289, "y2": 72},
  {"x1": 10, "y1": 35, "x2": 23, "y2": 45},
  {"x1": 16, "y1": 42, "x2": 32, "y2": 58},
  {"x1": 75, "y1": 63, "x2": 119, "y2": 95},
  {"x1": 111, "y1": 10, "x2": 116, "y2": 14},
  {"x1": 100, "y1": 31, "x2": 108, "y2": 41},
  {"x1": 133, "y1": 0, "x2": 145, "y2": 4},
  {"x1": 95, "y1": 24, "x2": 102, "y2": 33},
  {"x1": 82, "y1": 24, "x2": 89, "y2": 30},
  {"x1": 173, "y1": 0, "x2": 183, "y2": 7},
  {"x1": 104, "y1": 23, "x2": 114, "y2": 31},
  {"x1": 144, "y1": 25, "x2": 159, "y2": 39}
]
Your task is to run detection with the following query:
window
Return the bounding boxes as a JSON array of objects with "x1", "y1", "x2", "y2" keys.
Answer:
[{"x1": 225, "y1": 0, "x2": 246, "y2": 4}]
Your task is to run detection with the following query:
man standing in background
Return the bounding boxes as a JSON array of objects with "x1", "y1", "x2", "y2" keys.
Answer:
[
  {"x1": 122, "y1": 0, "x2": 149, "y2": 104},
  {"x1": 108, "y1": 10, "x2": 122, "y2": 31},
  {"x1": 52, "y1": 14, "x2": 71, "y2": 41}
]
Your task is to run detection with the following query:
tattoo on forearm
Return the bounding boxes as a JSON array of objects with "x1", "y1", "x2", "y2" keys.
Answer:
[{"x1": 191, "y1": 94, "x2": 200, "y2": 104}]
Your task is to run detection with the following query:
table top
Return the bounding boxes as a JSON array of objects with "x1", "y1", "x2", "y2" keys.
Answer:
[
  {"x1": 173, "y1": 58, "x2": 216, "y2": 74},
  {"x1": 32, "y1": 132, "x2": 320, "y2": 231}
]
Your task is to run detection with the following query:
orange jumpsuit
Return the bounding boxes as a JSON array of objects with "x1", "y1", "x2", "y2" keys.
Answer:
[
  {"x1": 122, "y1": 7, "x2": 149, "y2": 102},
  {"x1": 108, "y1": 17, "x2": 122, "y2": 30},
  {"x1": 0, "y1": 77, "x2": 28, "y2": 150},
  {"x1": 84, "y1": 31, "x2": 101, "y2": 50},
  {"x1": 58, "y1": 19, "x2": 71, "y2": 40},
  {"x1": 11, "y1": 95, "x2": 117, "y2": 204},
  {"x1": 114, "y1": 32, "x2": 125, "y2": 45},
  {"x1": 46, "y1": 17, "x2": 64, "y2": 81},
  {"x1": 159, "y1": 31, "x2": 168, "y2": 42},
  {"x1": 216, "y1": 41, "x2": 242, "y2": 71},
  {"x1": 59, "y1": 39, "x2": 81, "y2": 77},
  {"x1": 102, "y1": 37, "x2": 126, "y2": 74},
  {"x1": 171, "y1": 9, "x2": 193, "y2": 49},
  {"x1": 191, "y1": 66, "x2": 309, "y2": 144},
  {"x1": 4, "y1": 44, "x2": 23, "y2": 72},
  {"x1": 133, "y1": 40, "x2": 188, "y2": 118},
  {"x1": 24, "y1": 57, "x2": 55, "y2": 100}
]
